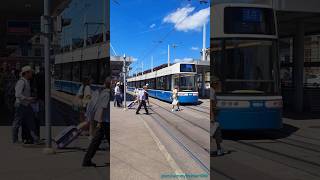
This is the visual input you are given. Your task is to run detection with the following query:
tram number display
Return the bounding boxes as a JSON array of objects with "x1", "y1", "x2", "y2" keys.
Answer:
[
  {"x1": 242, "y1": 8, "x2": 261, "y2": 22},
  {"x1": 180, "y1": 64, "x2": 196, "y2": 72},
  {"x1": 224, "y1": 7, "x2": 275, "y2": 35}
]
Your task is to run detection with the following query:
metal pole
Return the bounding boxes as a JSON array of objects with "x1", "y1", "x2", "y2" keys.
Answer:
[
  {"x1": 202, "y1": 23, "x2": 206, "y2": 61},
  {"x1": 151, "y1": 56, "x2": 153, "y2": 72},
  {"x1": 123, "y1": 55, "x2": 127, "y2": 110},
  {"x1": 102, "y1": 0, "x2": 106, "y2": 42},
  {"x1": 168, "y1": 44, "x2": 170, "y2": 66},
  {"x1": 142, "y1": 62, "x2": 144, "y2": 75},
  {"x1": 43, "y1": 0, "x2": 54, "y2": 154}
]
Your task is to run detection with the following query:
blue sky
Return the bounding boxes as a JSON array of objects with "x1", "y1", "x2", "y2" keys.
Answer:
[
  {"x1": 110, "y1": 0, "x2": 210, "y2": 75},
  {"x1": 61, "y1": 0, "x2": 105, "y2": 47}
]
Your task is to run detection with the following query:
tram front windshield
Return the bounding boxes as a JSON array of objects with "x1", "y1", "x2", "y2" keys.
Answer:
[
  {"x1": 212, "y1": 39, "x2": 279, "y2": 95},
  {"x1": 174, "y1": 74, "x2": 196, "y2": 92}
]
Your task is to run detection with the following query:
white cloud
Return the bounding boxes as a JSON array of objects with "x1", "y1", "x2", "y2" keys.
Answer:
[
  {"x1": 174, "y1": 57, "x2": 194, "y2": 63},
  {"x1": 163, "y1": 6, "x2": 209, "y2": 32},
  {"x1": 149, "y1": 23, "x2": 156, "y2": 29},
  {"x1": 191, "y1": 46, "x2": 199, "y2": 51}
]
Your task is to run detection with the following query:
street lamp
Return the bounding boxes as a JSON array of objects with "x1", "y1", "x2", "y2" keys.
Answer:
[{"x1": 123, "y1": 54, "x2": 127, "y2": 110}]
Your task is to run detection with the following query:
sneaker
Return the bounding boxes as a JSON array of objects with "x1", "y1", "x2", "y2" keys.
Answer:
[
  {"x1": 23, "y1": 139, "x2": 33, "y2": 145},
  {"x1": 136, "y1": 112, "x2": 140, "y2": 114},
  {"x1": 171, "y1": 109, "x2": 174, "y2": 112},
  {"x1": 34, "y1": 140, "x2": 45, "y2": 145},
  {"x1": 216, "y1": 149, "x2": 224, "y2": 156},
  {"x1": 82, "y1": 161, "x2": 96, "y2": 167}
]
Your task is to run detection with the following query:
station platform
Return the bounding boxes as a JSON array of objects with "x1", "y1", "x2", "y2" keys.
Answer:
[
  {"x1": 0, "y1": 127, "x2": 108, "y2": 180},
  {"x1": 110, "y1": 105, "x2": 179, "y2": 179},
  {"x1": 0, "y1": 90, "x2": 109, "y2": 180},
  {"x1": 52, "y1": 90, "x2": 194, "y2": 179}
]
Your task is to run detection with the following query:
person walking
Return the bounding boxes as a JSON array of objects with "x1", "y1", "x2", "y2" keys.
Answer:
[
  {"x1": 145, "y1": 84, "x2": 150, "y2": 106},
  {"x1": 12, "y1": 66, "x2": 41, "y2": 144},
  {"x1": 136, "y1": 86, "x2": 149, "y2": 115},
  {"x1": 114, "y1": 82, "x2": 121, "y2": 107},
  {"x1": 171, "y1": 86, "x2": 180, "y2": 112},
  {"x1": 82, "y1": 77, "x2": 110, "y2": 167},
  {"x1": 210, "y1": 79, "x2": 225, "y2": 156},
  {"x1": 77, "y1": 77, "x2": 93, "y2": 136}
]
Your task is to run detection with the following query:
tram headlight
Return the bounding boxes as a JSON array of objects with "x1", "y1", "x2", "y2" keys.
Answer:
[
  {"x1": 265, "y1": 100, "x2": 283, "y2": 108},
  {"x1": 217, "y1": 101, "x2": 250, "y2": 108}
]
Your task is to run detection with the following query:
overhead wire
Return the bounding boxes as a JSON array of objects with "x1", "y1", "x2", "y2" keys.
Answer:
[{"x1": 135, "y1": 3, "x2": 203, "y2": 73}]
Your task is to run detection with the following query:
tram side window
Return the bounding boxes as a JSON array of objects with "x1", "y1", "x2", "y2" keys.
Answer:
[
  {"x1": 62, "y1": 63, "x2": 72, "y2": 81},
  {"x1": 81, "y1": 60, "x2": 98, "y2": 84},
  {"x1": 90, "y1": 60, "x2": 99, "y2": 84},
  {"x1": 173, "y1": 75, "x2": 180, "y2": 89},
  {"x1": 156, "y1": 77, "x2": 165, "y2": 90},
  {"x1": 98, "y1": 58, "x2": 110, "y2": 84},
  {"x1": 164, "y1": 75, "x2": 172, "y2": 91},
  {"x1": 81, "y1": 61, "x2": 89, "y2": 81},
  {"x1": 72, "y1": 62, "x2": 80, "y2": 82},
  {"x1": 54, "y1": 64, "x2": 62, "y2": 79},
  {"x1": 149, "y1": 78, "x2": 156, "y2": 89}
]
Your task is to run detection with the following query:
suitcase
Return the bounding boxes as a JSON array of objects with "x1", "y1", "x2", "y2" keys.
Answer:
[
  {"x1": 128, "y1": 101, "x2": 135, "y2": 109},
  {"x1": 54, "y1": 126, "x2": 81, "y2": 149}
]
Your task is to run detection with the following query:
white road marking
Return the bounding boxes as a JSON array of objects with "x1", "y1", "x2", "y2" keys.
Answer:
[{"x1": 137, "y1": 115, "x2": 187, "y2": 180}]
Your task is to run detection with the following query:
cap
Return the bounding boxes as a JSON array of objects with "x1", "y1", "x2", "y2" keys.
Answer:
[{"x1": 21, "y1": 66, "x2": 33, "y2": 74}]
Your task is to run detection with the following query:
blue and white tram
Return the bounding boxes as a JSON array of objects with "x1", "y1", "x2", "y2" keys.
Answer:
[
  {"x1": 128, "y1": 63, "x2": 199, "y2": 104},
  {"x1": 54, "y1": 43, "x2": 109, "y2": 94},
  {"x1": 211, "y1": 3, "x2": 283, "y2": 130}
]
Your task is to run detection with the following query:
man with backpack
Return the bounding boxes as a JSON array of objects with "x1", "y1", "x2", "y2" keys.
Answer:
[{"x1": 12, "y1": 66, "x2": 41, "y2": 144}]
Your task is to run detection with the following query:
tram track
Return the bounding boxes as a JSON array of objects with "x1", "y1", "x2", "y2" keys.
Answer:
[
  {"x1": 179, "y1": 102, "x2": 320, "y2": 153},
  {"x1": 150, "y1": 102, "x2": 209, "y2": 151},
  {"x1": 148, "y1": 100, "x2": 236, "y2": 179},
  {"x1": 182, "y1": 105, "x2": 210, "y2": 115},
  {"x1": 146, "y1": 97, "x2": 320, "y2": 178},
  {"x1": 148, "y1": 106, "x2": 210, "y2": 175},
  {"x1": 152, "y1": 103, "x2": 209, "y2": 132},
  {"x1": 230, "y1": 140, "x2": 320, "y2": 178}
]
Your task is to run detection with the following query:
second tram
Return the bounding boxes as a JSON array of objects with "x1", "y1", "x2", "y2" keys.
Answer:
[{"x1": 211, "y1": 3, "x2": 283, "y2": 130}]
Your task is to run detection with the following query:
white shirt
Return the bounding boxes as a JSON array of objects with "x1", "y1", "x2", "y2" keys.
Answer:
[
  {"x1": 138, "y1": 89, "x2": 147, "y2": 101},
  {"x1": 172, "y1": 89, "x2": 178, "y2": 100},
  {"x1": 85, "y1": 88, "x2": 110, "y2": 123},
  {"x1": 15, "y1": 77, "x2": 31, "y2": 106},
  {"x1": 114, "y1": 85, "x2": 120, "y2": 95},
  {"x1": 77, "y1": 85, "x2": 91, "y2": 98}
]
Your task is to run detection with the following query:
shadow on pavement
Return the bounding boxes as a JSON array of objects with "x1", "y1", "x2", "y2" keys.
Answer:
[{"x1": 222, "y1": 123, "x2": 299, "y2": 140}]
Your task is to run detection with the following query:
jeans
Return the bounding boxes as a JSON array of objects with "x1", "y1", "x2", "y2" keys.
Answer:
[
  {"x1": 136, "y1": 100, "x2": 149, "y2": 114},
  {"x1": 213, "y1": 123, "x2": 222, "y2": 145},
  {"x1": 12, "y1": 105, "x2": 39, "y2": 143},
  {"x1": 83, "y1": 122, "x2": 109, "y2": 164},
  {"x1": 114, "y1": 94, "x2": 121, "y2": 107}
]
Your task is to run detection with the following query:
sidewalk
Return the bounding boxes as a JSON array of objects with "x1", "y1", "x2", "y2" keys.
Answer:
[
  {"x1": 110, "y1": 103, "x2": 175, "y2": 180},
  {"x1": 0, "y1": 90, "x2": 108, "y2": 180},
  {"x1": 0, "y1": 126, "x2": 108, "y2": 180}
]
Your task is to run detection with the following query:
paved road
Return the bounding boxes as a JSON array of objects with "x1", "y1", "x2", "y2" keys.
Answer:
[{"x1": 211, "y1": 119, "x2": 320, "y2": 180}]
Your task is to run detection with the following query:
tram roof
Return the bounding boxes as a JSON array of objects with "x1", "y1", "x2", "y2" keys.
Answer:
[
  {"x1": 128, "y1": 62, "x2": 197, "y2": 82},
  {"x1": 211, "y1": 0, "x2": 320, "y2": 36}
]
